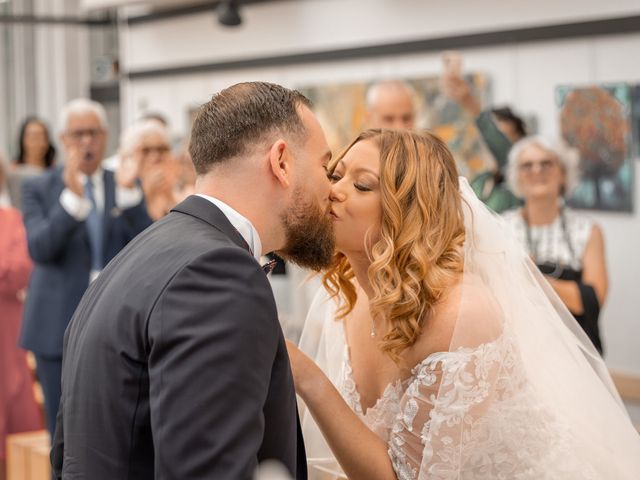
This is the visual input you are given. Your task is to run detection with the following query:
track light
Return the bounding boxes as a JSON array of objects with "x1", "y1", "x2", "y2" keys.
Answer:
[{"x1": 217, "y1": 1, "x2": 242, "y2": 27}]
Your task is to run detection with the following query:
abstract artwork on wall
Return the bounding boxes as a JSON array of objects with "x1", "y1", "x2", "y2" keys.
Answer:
[
  {"x1": 298, "y1": 74, "x2": 494, "y2": 180},
  {"x1": 556, "y1": 84, "x2": 634, "y2": 212},
  {"x1": 632, "y1": 85, "x2": 640, "y2": 159}
]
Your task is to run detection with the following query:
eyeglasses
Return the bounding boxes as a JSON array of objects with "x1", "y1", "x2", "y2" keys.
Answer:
[
  {"x1": 140, "y1": 145, "x2": 171, "y2": 156},
  {"x1": 518, "y1": 159, "x2": 557, "y2": 173},
  {"x1": 66, "y1": 129, "x2": 104, "y2": 142}
]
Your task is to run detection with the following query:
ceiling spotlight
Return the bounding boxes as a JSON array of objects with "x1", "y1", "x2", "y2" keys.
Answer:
[{"x1": 217, "y1": 0, "x2": 242, "y2": 27}]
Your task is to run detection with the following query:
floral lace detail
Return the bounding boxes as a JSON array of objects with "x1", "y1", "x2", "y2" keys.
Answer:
[
  {"x1": 387, "y1": 334, "x2": 598, "y2": 480},
  {"x1": 338, "y1": 346, "x2": 364, "y2": 416},
  {"x1": 338, "y1": 346, "x2": 402, "y2": 441},
  {"x1": 337, "y1": 332, "x2": 600, "y2": 480}
]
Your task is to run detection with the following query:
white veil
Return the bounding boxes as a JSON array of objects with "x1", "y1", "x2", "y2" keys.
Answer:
[{"x1": 299, "y1": 177, "x2": 640, "y2": 479}]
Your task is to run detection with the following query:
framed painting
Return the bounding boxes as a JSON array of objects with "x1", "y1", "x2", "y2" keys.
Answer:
[
  {"x1": 556, "y1": 84, "x2": 634, "y2": 212},
  {"x1": 298, "y1": 73, "x2": 493, "y2": 180}
]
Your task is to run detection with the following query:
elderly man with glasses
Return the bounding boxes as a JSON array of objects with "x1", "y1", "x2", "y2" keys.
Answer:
[{"x1": 19, "y1": 98, "x2": 152, "y2": 437}]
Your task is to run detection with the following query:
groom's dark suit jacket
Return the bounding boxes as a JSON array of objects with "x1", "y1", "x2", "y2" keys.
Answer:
[{"x1": 51, "y1": 195, "x2": 307, "y2": 479}]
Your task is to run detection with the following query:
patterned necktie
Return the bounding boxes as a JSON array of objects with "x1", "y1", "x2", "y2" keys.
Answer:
[{"x1": 84, "y1": 178, "x2": 104, "y2": 271}]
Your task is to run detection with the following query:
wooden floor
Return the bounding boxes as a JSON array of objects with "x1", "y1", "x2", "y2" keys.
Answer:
[{"x1": 6, "y1": 431, "x2": 50, "y2": 480}]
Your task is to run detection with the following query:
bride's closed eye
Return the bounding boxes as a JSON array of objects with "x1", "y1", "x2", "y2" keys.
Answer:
[{"x1": 354, "y1": 183, "x2": 372, "y2": 192}]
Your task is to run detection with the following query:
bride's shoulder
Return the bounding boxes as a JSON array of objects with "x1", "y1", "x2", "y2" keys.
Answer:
[
  {"x1": 455, "y1": 273, "x2": 504, "y2": 337},
  {"x1": 409, "y1": 274, "x2": 504, "y2": 364}
]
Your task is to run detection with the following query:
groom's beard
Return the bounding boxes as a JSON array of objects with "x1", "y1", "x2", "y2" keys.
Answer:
[{"x1": 276, "y1": 188, "x2": 335, "y2": 271}]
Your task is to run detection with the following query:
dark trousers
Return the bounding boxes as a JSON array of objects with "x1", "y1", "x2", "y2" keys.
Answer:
[{"x1": 34, "y1": 354, "x2": 62, "y2": 437}]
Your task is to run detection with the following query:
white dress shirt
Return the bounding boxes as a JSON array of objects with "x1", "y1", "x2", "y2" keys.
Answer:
[
  {"x1": 195, "y1": 194, "x2": 262, "y2": 262},
  {"x1": 59, "y1": 167, "x2": 143, "y2": 221},
  {"x1": 59, "y1": 167, "x2": 143, "y2": 282}
]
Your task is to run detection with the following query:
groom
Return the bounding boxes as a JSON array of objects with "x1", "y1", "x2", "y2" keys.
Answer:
[{"x1": 51, "y1": 82, "x2": 335, "y2": 479}]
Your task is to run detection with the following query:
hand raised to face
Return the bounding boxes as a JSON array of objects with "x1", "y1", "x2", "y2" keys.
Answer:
[
  {"x1": 62, "y1": 144, "x2": 85, "y2": 197},
  {"x1": 116, "y1": 152, "x2": 142, "y2": 189}
]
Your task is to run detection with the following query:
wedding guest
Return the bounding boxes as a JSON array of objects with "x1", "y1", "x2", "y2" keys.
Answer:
[
  {"x1": 103, "y1": 112, "x2": 170, "y2": 173},
  {"x1": 14, "y1": 117, "x2": 56, "y2": 170},
  {"x1": 503, "y1": 135, "x2": 607, "y2": 353},
  {"x1": 365, "y1": 80, "x2": 416, "y2": 130},
  {"x1": 19, "y1": 99, "x2": 152, "y2": 436},
  {"x1": 0, "y1": 162, "x2": 42, "y2": 480},
  {"x1": 119, "y1": 120, "x2": 179, "y2": 220},
  {"x1": 7, "y1": 117, "x2": 56, "y2": 209},
  {"x1": 442, "y1": 61, "x2": 525, "y2": 213}
]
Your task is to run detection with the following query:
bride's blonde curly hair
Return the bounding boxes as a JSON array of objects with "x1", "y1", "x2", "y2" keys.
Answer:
[{"x1": 322, "y1": 129, "x2": 466, "y2": 361}]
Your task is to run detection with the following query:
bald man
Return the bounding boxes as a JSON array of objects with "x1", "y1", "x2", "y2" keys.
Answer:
[{"x1": 365, "y1": 80, "x2": 417, "y2": 129}]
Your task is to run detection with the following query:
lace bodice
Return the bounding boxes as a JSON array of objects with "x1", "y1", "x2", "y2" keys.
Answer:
[
  {"x1": 336, "y1": 333, "x2": 597, "y2": 480},
  {"x1": 339, "y1": 345, "x2": 403, "y2": 441}
]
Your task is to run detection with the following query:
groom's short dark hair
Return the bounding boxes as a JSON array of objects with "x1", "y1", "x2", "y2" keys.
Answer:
[{"x1": 189, "y1": 82, "x2": 312, "y2": 175}]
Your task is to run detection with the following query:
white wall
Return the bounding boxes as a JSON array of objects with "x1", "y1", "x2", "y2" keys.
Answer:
[
  {"x1": 119, "y1": 1, "x2": 640, "y2": 375},
  {"x1": 121, "y1": 0, "x2": 640, "y2": 71},
  {"x1": 0, "y1": 0, "x2": 90, "y2": 160}
]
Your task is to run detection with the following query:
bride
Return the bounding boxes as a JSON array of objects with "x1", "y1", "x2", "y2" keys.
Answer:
[{"x1": 286, "y1": 129, "x2": 640, "y2": 479}]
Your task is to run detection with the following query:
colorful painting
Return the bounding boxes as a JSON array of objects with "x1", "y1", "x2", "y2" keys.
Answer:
[
  {"x1": 632, "y1": 85, "x2": 640, "y2": 158},
  {"x1": 556, "y1": 84, "x2": 634, "y2": 212},
  {"x1": 298, "y1": 74, "x2": 494, "y2": 179}
]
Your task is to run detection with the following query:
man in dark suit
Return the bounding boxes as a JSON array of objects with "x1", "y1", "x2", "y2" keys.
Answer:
[
  {"x1": 52, "y1": 82, "x2": 335, "y2": 479},
  {"x1": 20, "y1": 99, "x2": 152, "y2": 437}
]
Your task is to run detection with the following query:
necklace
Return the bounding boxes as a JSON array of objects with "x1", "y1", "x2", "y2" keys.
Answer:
[{"x1": 522, "y1": 206, "x2": 576, "y2": 278}]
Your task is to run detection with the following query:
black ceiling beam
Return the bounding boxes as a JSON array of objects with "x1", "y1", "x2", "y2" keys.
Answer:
[
  {"x1": 126, "y1": 15, "x2": 640, "y2": 80},
  {"x1": 0, "y1": 14, "x2": 113, "y2": 26},
  {"x1": 126, "y1": 0, "x2": 287, "y2": 26}
]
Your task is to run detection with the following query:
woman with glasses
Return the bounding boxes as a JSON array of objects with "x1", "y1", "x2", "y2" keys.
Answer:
[
  {"x1": 119, "y1": 120, "x2": 180, "y2": 221},
  {"x1": 502, "y1": 136, "x2": 607, "y2": 353}
]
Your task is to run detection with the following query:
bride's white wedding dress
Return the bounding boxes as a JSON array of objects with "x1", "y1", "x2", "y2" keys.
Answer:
[{"x1": 299, "y1": 179, "x2": 640, "y2": 480}]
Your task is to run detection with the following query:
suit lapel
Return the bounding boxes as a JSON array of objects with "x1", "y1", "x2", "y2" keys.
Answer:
[
  {"x1": 52, "y1": 167, "x2": 67, "y2": 201},
  {"x1": 170, "y1": 195, "x2": 251, "y2": 253}
]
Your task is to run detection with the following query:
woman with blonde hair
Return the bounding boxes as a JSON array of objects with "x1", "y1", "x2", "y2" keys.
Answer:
[{"x1": 287, "y1": 129, "x2": 640, "y2": 479}]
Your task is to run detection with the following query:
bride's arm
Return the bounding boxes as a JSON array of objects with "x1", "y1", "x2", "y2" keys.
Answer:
[{"x1": 286, "y1": 340, "x2": 397, "y2": 480}]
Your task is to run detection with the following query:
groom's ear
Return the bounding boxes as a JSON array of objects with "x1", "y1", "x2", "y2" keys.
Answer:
[{"x1": 267, "y1": 139, "x2": 292, "y2": 189}]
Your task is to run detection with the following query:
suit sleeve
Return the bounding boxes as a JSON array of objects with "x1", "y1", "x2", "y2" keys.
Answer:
[
  {"x1": 50, "y1": 395, "x2": 64, "y2": 479},
  {"x1": 21, "y1": 177, "x2": 84, "y2": 263},
  {"x1": 148, "y1": 247, "x2": 279, "y2": 479},
  {"x1": 475, "y1": 109, "x2": 513, "y2": 170}
]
